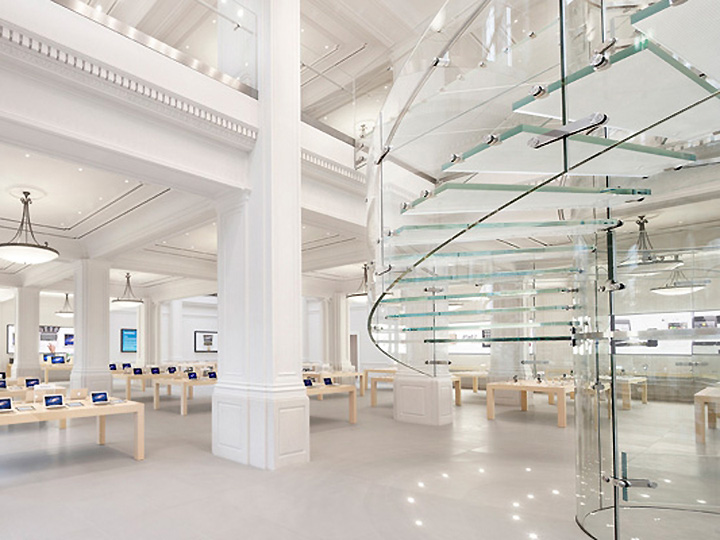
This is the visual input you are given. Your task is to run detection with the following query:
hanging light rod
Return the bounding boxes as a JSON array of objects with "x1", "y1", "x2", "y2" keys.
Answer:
[
  {"x1": 55, "y1": 292, "x2": 74, "y2": 318},
  {"x1": 0, "y1": 191, "x2": 59, "y2": 265},
  {"x1": 112, "y1": 273, "x2": 144, "y2": 307},
  {"x1": 618, "y1": 216, "x2": 683, "y2": 276}
]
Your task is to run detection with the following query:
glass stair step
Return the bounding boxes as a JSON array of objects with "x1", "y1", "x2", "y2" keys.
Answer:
[
  {"x1": 402, "y1": 321, "x2": 578, "y2": 332},
  {"x1": 512, "y1": 40, "x2": 720, "y2": 143},
  {"x1": 439, "y1": 124, "x2": 693, "y2": 179},
  {"x1": 426, "y1": 336, "x2": 573, "y2": 343},
  {"x1": 386, "y1": 304, "x2": 580, "y2": 319},
  {"x1": 398, "y1": 266, "x2": 581, "y2": 284},
  {"x1": 401, "y1": 181, "x2": 652, "y2": 216},
  {"x1": 389, "y1": 245, "x2": 591, "y2": 266},
  {"x1": 380, "y1": 287, "x2": 577, "y2": 304},
  {"x1": 632, "y1": 0, "x2": 720, "y2": 85},
  {"x1": 389, "y1": 219, "x2": 618, "y2": 247}
]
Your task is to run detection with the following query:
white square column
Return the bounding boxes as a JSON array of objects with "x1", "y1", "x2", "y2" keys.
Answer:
[
  {"x1": 138, "y1": 299, "x2": 158, "y2": 367},
  {"x1": 212, "y1": 0, "x2": 308, "y2": 471},
  {"x1": 70, "y1": 260, "x2": 111, "y2": 391},
  {"x1": 14, "y1": 287, "x2": 40, "y2": 379},
  {"x1": 326, "y1": 293, "x2": 351, "y2": 371}
]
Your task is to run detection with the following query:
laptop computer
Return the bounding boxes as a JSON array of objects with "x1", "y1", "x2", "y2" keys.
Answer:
[
  {"x1": 323, "y1": 377, "x2": 334, "y2": 386},
  {"x1": 0, "y1": 371, "x2": 5, "y2": 380},
  {"x1": 303, "y1": 379, "x2": 313, "y2": 387},
  {"x1": 51, "y1": 355, "x2": 66, "y2": 364},
  {"x1": 133, "y1": 368, "x2": 143, "y2": 375},
  {"x1": 0, "y1": 380, "x2": 6, "y2": 389},
  {"x1": 122, "y1": 363, "x2": 132, "y2": 370},
  {"x1": 42, "y1": 353, "x2": 53, "y2": 363},
  {"x1": 150, "y1": 367, "x2": 160, "y2": 375},
  {"x1": 91, "y1": 391, "x2": 111, "y2": 405},
  {"x1": 0, "y1": 397, "x2": 13, "y2": 413},
  {"x1": 184, "y1": 367, "x2": 194, "y2": 373},
  {"x1": 207, "y1": 371, "x2": 217, "y2": 379},
  {"x1": 25, "y1": 378, "x2": 40, "y2": 388},
  {"x1": 44, "y1": 394, "x2": 66, "y2": 409},
  {"x1": 109, "y1": 363, "x2": 117, "y2": 371},
  {"x1": 167, "y1": 366, "x2": 177, "y2": 374},
  {"x1": 187, "y1": 372, "x2": 198, "y2": 380}
]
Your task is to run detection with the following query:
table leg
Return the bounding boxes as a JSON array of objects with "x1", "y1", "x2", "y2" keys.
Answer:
[
  {"x1": 622, "y1": 382, "x2": 631, "y2": 410},
  {"x1": 641, "y1": 382, "x2": 648, "y2": 404},
  {"x1": 349, "y1": 388, "x2": 357, "y2": 424},
  {"x1": 167, "y1": 385, "x2": 171, "y2": 396},
  {"x1": 472, "y1": 377, "x2": 478, "y2": 393},
  {"x1": 126, "y1": 378, "x2": 132, "y2": 401},
  {"x1": 44, "y1": 368, "x2": 49, "y2": 384},
  {"x1": 359, "y1": 374, "x2": 365, "y2": 397},
  {"x1": 486, "y1": 387, "x2": 495, "y2": 420},
  {"x1": 454, "y1": 380, "x2": 462, "y2": 406},
  {"x1": 153, "y1": 382, "x2": 160, "y2": 410},
  {"x1": 364, "y1": 371, "x2": 369, "y2": 393},
  {"x1": 557, "y1": 390, "x2": 567, "y2": 428},
  {"x1": 521, "y1": 391, "x2": 529, "y2": 411},
  {"x1": 141, "y1": 379, "x2": 146, "y2": 392},
  {"x1": 59, "y1": 419, "x2": 67, "y2": 430},
  {"x1": 134, "y1": 408, "x2": 145, "y2": 461},
  {"x1": 695, "y1": 399, "x2": 706, "y2": 444},
  {"x1": 181, "y1": 384, "x2": 188, "y2": 416},
  {"x1": 371, "y1": 379, "x2": 378, "y2": 407},
  {"x1": 188, "y1": 386, "x2": 194, "y2": 400},
  {"x1": 548, "y1": 393, "x2": 556, "y2": 405},
  {"x1": 97, "y1": 416, "x2": 106, "y2": 445},
  {"x1": 708, "y1": 403, "x2": 717, "y2": 430}
]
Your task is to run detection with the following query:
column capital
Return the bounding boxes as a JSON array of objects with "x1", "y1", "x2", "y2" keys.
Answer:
[{"x1": 215, "y1": 188, "x2": 250, "y2": 216}]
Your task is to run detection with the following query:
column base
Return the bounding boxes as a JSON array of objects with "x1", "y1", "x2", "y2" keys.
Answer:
[
  {"x1": 70, "y1": 368, "x2": 111, "y2": 392},
  {"x1": 212, "y1": 382, "x2": 310, "y2": 470},
  {"x1": 393, "y1": 372, "x2": 453, "y2": 426}
]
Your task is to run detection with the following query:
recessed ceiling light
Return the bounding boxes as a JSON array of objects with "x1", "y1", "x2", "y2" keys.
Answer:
[
  {"x1": 527, "y1": 494, "x2": 534, "y2": 499},
  {"x1": 212, "y1": 19, "x2": 216, "y2": 24},
  {"x1": 24, "y1": 153, "x2": 30, "y2": 158},
  {"x1": 95, "y1": 5, "x2": 102, "y2": 11},
  {"x1": 237, "y1": 8, "x2": 244, "y2": 17},
  {"x1": 441, "y1": 473, "x2": 448, "y2": 478},
  {"x1": 124, "y1": 179, "x2": 129, "y2": 183},
  {"x1": 529, "y1": 534, "x2": 538, "y2": 540},
  {"x1": 512, "y1": 502, "x2": 520, "y2": 508},
  {"x1": 552, "y1": 490, "x2": 560, "y2": 495},
  {"x1": 77, "y1": 211, "x2": 82, "y2": 215},
  {"x1": 417, "y1": 481, "x2": 424, "y2": 488},
  {"x1": 162, "y1": 241, "x2": 167, "y2": 244},
  {"x1": 301, "y1": 28, "x2": 305, "y2": 33},
  {"x1": 190, "y1": 245, "x2": 194, "y2": 249},
  {"x1": 414, "y1": 520, "x2": 422, "y2": 527},
  {"x1": 525, "y1": 468, "x2": 532, "y2": 472},
  {"x1": 325, "y1": 45, "x2": 330, "y2": 49},
  {"x1": 78, "y1": 168, "x2": 83, "y2": 172},
  {"x1": 185, "y1": 233, "x2": 190, "y2": 236},
  {"x1": 512, "y1": 515, "x2": 520, "y2": 521},
  {"x1": 478, "y1": 468, "x2": 485, "y2": 473},
  {"x1": 185, "y1": 45, "x2": 190, "y2": 49},
  {"x1": 697, "y1": 499, "x2": 707, "y2": 504},
  {"x1": 99, "y1": 197, "x2": 103, "y2": 201},
  {"x1": 407, "y1": 497, "x2": 415, "y2": 503}
]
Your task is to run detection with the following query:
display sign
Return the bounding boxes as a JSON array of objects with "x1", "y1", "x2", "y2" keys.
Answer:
[
  {"x1": 121, "y1": 328, "x2": 138, "y2": 353},
  {"x1": 194, "y1": 330, "x2": 218, "y2": 353},
  {"x1": 6, "y1": 324, "x2": 74, "y2": 355}
]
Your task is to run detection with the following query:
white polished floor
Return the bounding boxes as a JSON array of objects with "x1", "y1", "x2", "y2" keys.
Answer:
[{"x1": 0, "y1": 383, "x2": 589, "y2": 540}]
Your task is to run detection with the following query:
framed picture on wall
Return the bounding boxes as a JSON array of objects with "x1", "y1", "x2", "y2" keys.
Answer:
[
  {"x1": 6, "y1": 324, "x2": 14, "y2": 354},
  {"x1": 194, "y1": 330, "x2": 218, "y2": 353},
  {"x1": 120, "y1": 328, "x2": 138, "y2": 353}
]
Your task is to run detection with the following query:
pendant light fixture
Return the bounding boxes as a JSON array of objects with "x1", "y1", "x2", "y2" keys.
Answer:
[
  {"x1": 112, "y1": 273, "x2": 144, "y2": 307},
  {"x1": 55, "y1": 293, "x2": 74, "y2": 318},
  {"x1": 618, "y1": 216, "x2": 683, "y2": 276},
  {"x1": 0, "y1": 191, "x2": 59, "y2": 265},
  {"x1": 650, "y1": 267, "x2": 710, "y2": 296}
]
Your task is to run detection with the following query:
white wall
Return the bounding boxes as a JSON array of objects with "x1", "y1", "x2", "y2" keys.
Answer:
[
  {"x1": 303, "y1": 298, "x2": 325, "y2": 367},
  {"x1": 159, "y1": 296, "x2": 218, "y2": 364},
  {"x1": 349, "y1": 298, "x2": 394, "y2": 370},
  {"x1": 109, "y1": 309, "x2": 139, "y2": 365}
]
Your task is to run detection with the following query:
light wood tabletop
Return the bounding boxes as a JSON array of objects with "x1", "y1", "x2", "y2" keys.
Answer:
[
  {"x1": 307, "y1": 383, "x2": 357, "y2": 424},
  {"x1": 0, "y1": 397, "x2": 144, "y2": 460},
  {"x1": 41, "y1": 362, "x2": 73, "y2": 383},
  {"x1": 695, "y1": 386, "x2": 720, "y2": 444},
  {"x1": 114, "y1": 372, "x2": 181, "y2": 400},
  {"x1": 486, "y1": 380, "x2": 575, "y2": 428},
  {"x1": 450, "y1": 370, "x2": 489, "y2": 393},
  {"x1": 153, "y1": 377, "x2": 217, "y2": 416},
  {"x1": 303, "y1": 371, "x2": 366, "y2": 397}
]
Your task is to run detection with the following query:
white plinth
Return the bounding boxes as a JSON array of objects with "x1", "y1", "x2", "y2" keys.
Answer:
[{"x1": 393, "y1": 372, "x2": 453, "y2": 426}]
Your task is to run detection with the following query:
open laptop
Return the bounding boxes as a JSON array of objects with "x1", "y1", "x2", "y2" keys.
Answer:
[
  {"x1": 44, "y1": 394, "x2": 66, "y2": 409},
  {"x1": 0, "y1": 380, "x2": 6, "y2": 389},
  {"x1": 133, "y1": 368, "x2": 143, "y2": 375},
  {"x1": 25, "y1": 378, "x2": 40, "y2": 388},
  {"x1": 109, "y1": 363, "x2": 117, "y2": 371},
  {"x1": 42, "y1": 353, "x2": 53, "y2": 363},
  {"x1": 91, "y1": 391, "x2": 111, "y2": 405},
  {"x1": 207, "y1": 371, "x2": 217, "y2": 379},
  {"x1": 122, "y1": 363, "x2": 132, "y2": 370},
  {"x1": 51, "y1": 355, "x2": 66, "y2": 364},
  {"x1": 167, "y1": 366, "x2": 177, "y2": 374},
  {"x1": 0, "y1": 397, "x2": 13, "y2": 413},
  {"x1": 0, "y1": 371, "x2": 5, "y2": 380},
  {"x1": 187, "y1": 372, "x2": 198, "y2": 380},
  {"x1": 150, "y1": 367, "x2": 160, "y2": 375},
  {"x1": 323, "y1": 377, "x2": 334, "y2": 386},
  {"x1": 303, "y1": 379, "x2": 313, "y2": 387}
]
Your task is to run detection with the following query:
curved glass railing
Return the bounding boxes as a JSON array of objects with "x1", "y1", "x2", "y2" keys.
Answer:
[{"x1": 368, "y1": 0, "x2": 720, "y2": 538}]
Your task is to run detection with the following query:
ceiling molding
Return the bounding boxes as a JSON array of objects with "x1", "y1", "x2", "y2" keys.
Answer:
[{"x1": 301, "y1": 149, "x2": 366, "y2": 194}]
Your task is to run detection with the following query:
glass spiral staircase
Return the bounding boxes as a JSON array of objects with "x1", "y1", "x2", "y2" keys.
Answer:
[{"x1": 367, "y1": 1, "x2": 719, "y2": 538}]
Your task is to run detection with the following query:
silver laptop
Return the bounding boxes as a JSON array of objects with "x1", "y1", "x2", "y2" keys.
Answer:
[
  {"x1": 0, "y1": 397, "x2": 13, "y2": 413},
  {"x1": 91, "y1": 391, "x2": 111, "y2": 405},
  {"x1": 44, "y1": 394, "x2": 66, "y2": 409}
]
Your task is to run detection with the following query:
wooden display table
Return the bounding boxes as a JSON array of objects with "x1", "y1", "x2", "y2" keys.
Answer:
[
  {"x1": 0, "y1": 384, "x2": 63, "y2": 401},
  {"x1": 599, "y1": 375, "x2": 648, "y2": 410},
  {"x1": 363, "y1": 367, "x2": 397, "y2": 392},
  {"x1": 0, "y1": 397, "x2": 144, "y2": 460},
  {"x1": 306, "y1": 384, "x2": 357, "y2": 424},
  {"x1": 370, "y1": 376, "x2": 462, "y2": 407},
  {"x1": 450, "y1": 370, "x2": 489, "y2": 393},
  {"x1": 303, "y1": 371, "x2": 366, "y2": 397},
  {"x1": 113, "y1": 372, "x2": 176, "y2": 400},
  {"x1": 41, "y1": 362, "x2": 73, "y2": 383},
  {"x1": 486, "y1": 380, "x2": 574, "y2": 428},
  {"x1": 694, "y1": 386, "x2": 720, "y2": 444},
  {"x1": 153, "y1": 377, "x2": 216, "y2": 416}
]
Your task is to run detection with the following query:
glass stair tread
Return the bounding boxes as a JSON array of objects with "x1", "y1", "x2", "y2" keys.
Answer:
[
  {"x1": 390, "y1": 219, "x2": 619, "y2": 247},
  {"x1": 402, "y1": 181, "x2": 652, "y2": 216},
  {"x1": 380, "y1": 287, "x2": 577, "y2": 304},
  {"x1": 386, "y1": 304, "x2": 580, "y2": 319},
  {"x1": 632, "y1": 0, "x2": 720, "y2": 85},
  {"x1": 389, "y1": 245, "x2": 591, "y2": 267},
  {"x1": 402, "y1": 321, "x2": 577, "y2": 332},
  {"x1": 439, "y1": 124, "x2": 694, "y2": 179},
  {"x1": 512, "y1": 40, "x2": 720, "y2": 143},
  {"x1": 398, "y1": 266, "x2": 581, "y2": 284},
  {"x1": 426, "y1": 336, "x2": 573, "y2": 343}
]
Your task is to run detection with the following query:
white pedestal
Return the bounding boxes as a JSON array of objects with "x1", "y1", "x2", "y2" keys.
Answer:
[{"x1": 393, "y1": 371, "x2": 453, "y2": 426}]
